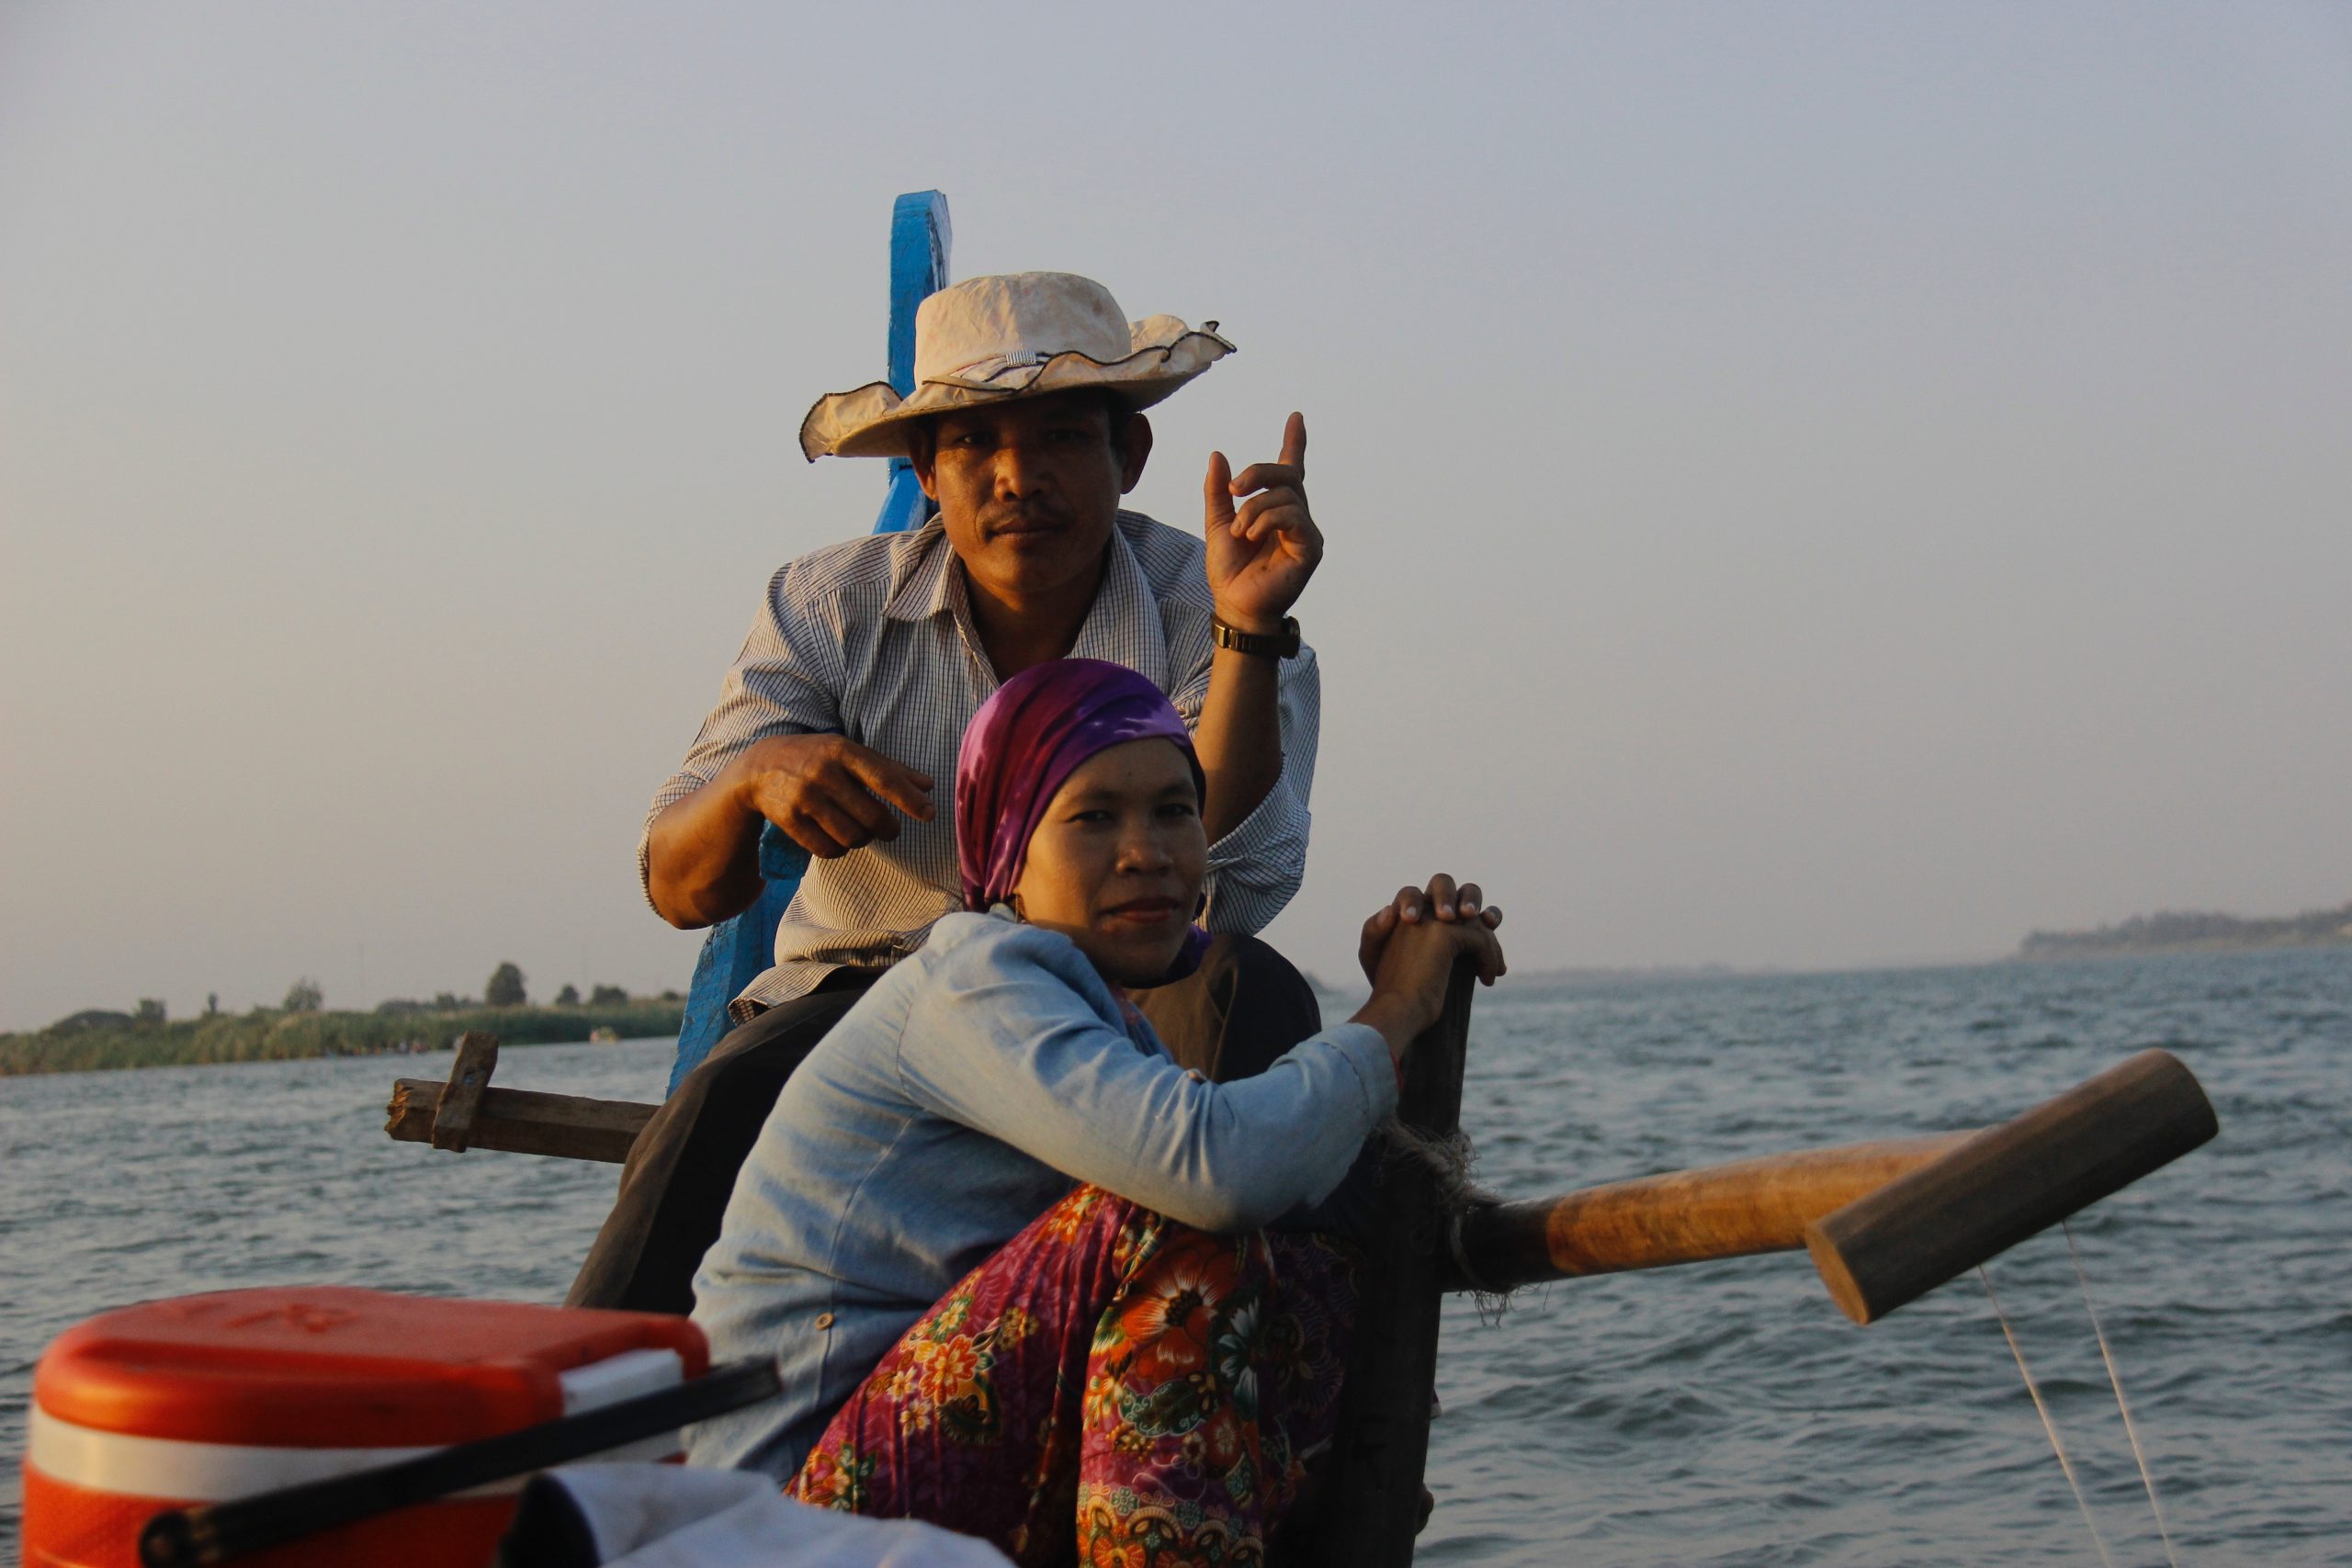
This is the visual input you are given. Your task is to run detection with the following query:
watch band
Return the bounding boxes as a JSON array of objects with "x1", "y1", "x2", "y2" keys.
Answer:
[{"x1": 1210, "y1": 615, "x2": 1302, "y2": 660}]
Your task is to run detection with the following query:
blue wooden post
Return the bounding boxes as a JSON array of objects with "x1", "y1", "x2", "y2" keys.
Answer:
[
  {"x1": 666, "y1": 190, "x2": 953, "y2": 1093},
  {"x1": 876, "y1": 191, "x2": 953, "y2": 537}
]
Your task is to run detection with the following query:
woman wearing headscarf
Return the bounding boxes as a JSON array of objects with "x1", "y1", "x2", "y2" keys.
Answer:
[{"x1": 688, "y1": 659, "x2": 1505, "y2": 1563}]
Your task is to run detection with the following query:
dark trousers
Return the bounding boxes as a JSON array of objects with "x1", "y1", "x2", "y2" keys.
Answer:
[{"x1": 566, "y1": 933, "x2": 1337, "y2": 1315}]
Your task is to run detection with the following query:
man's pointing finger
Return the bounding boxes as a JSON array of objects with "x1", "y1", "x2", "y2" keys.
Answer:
[
  {"x1": 1281, "y1": 411, "x2": 1306, "y2": 470},
  {"x1": 845, "y1": 753, "x2": 937, "y2": 820}
]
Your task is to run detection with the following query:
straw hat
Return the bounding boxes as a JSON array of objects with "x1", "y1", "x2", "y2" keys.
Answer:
[{"x1": 797, "y1": 272, "x2": 1234, "y2": 461}]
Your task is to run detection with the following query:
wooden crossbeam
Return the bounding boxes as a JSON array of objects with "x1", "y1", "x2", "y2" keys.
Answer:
[{"x1": 386, "y1": 1039, "x2": 653, "y2": 1164}]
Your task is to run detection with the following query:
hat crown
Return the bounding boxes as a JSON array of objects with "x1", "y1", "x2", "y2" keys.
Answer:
[
  {"x1": 913, "y1": 273, "x2": 1132, "y2": 385},
  {"x1": 799, "y1": 273, "x2": 1230, "y2": 461}
]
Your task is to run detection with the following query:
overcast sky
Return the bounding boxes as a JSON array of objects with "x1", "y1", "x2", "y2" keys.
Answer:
[{"x1": 4, "y1": 2, "x2": 2346, "y2": 1029}]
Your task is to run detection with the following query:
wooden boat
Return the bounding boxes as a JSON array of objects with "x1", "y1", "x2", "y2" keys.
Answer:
[
  {"x1": 373, "y1": 966, "x2": 2217, "y2": 1566},
  {"x1": 34, "y1": 981, "x2": 2211, "y2": 1568}
]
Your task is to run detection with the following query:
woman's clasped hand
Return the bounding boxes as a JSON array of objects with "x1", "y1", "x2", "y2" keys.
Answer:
[{"x1": 1351, "y1": 874, "x2": 1509, "y2": 1057}]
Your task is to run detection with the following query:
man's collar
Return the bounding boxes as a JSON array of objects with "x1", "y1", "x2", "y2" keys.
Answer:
[
  {"x1": 1067, "y1": 515, "x2": 1165, "y2": 678},
  {"x1": 878, "y1": 513, "x2": 1168, "y2": 682},
  {"x1": 881, "y1": 518, "x2": 961, "y2": 624}
]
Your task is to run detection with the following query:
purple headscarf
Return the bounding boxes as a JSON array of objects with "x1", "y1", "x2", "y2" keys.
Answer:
[{"x1": 956, "y1": 659, "x2": 1212, "y2": 979}]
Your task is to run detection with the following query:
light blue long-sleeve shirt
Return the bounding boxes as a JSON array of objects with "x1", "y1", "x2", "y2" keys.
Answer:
[{"x1": 685, "y1": 910, "x2": 1396, "y2": 1478}]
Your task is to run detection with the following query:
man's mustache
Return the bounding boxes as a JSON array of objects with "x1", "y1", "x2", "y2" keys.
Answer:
[{"x1": 979, "y1": 500, "x2": 1074, "y2": 529}]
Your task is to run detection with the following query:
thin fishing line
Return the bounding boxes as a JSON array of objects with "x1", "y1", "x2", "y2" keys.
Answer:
[
  {"x1": 1982, "y1": 1265, "x2": 2116, "y2": 1568},
  {"x1": 2065, "y1": 1221, "x2": 2181, "y2": 1568}
]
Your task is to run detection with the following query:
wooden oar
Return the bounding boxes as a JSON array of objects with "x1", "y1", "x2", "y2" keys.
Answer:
[
  {"x1": 1447, "y1": 1049, "x2": 2218, "y2": 1319},
  {"x1": 1450, "y1": 1132, "x2": 1974, "y2": 1292},
  {"x1": 1807, "y1": 1048, "x2": 2215, "y2": 1322}
]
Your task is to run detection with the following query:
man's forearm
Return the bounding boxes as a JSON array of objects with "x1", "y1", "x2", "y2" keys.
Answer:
[
  {"x1": 1192, "y1": 642, "x2": 1284, "y2": 844},
  {"x1": 643, "y1": 768, "x2": 766, "y2": 930}
]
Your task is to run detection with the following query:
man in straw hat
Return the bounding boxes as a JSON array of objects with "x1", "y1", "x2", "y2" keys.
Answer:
[{"x1": 571, "y1": 271, "x2": 1351, "y2": 1314}]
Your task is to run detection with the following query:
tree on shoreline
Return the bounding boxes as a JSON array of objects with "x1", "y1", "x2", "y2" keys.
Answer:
[
  {"x1": 282, "y1": 978, "x2": 323, "y2": 1012},
  {"x1": 485, "y1": 963, "x2": 526, "y2": 1008}
]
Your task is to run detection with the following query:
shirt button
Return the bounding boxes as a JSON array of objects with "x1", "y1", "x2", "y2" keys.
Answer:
[{"x1": 812, "y1": 1312, "x2": 835, "y2": 1330}]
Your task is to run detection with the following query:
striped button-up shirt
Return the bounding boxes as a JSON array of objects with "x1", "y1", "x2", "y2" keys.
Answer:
[{"x1": 642, "y1": 510, "x2": 1319, "y2": 1017}]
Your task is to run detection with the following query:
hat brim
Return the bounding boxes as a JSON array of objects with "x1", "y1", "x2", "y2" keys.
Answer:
[{"x1": 798, "y1": 326, "x2": 1234, "y2": 462}]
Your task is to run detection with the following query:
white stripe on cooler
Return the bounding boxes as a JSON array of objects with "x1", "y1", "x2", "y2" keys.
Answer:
[
  {"x1": 29, "y1": 1347, "x2": 687, "y2": 1501},
  {"x1": 558, "y1": 1347, "x2": 684, "y2": 1414}
]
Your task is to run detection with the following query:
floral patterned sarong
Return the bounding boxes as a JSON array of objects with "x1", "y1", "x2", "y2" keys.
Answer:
[{"x1": 788, "y1": 1183, "x2": 1359, "y2": 1566}]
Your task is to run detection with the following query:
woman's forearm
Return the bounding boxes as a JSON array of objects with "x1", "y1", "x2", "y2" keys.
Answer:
[
  {"x1": 921, "y1": 1001, "x2": 1392, "y2": 1233},
  {"x1": 1348, "y1": 991, "x2": 1430, "y2": 1068},
  {"x1": 1111, "y1": 1028, "x2": 1395, "y2": 1231}
]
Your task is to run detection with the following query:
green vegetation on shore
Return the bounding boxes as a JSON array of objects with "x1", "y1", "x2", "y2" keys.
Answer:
[
  {"x1": 1, "y1": 998, "x2": 685, "y2": 1077},
  {"x1": 2019, "y1": 900, "x2": 2352, "y2": 959}
]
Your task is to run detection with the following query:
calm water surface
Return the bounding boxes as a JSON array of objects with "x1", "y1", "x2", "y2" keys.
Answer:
[{"x1": 5, "y1": 950, "x2": 2347, "y2": 1563}]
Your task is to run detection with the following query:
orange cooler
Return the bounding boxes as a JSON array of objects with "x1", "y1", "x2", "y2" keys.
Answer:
[{"x1": 22, "y1": 1286, "x2": 708, "y2": 1568}]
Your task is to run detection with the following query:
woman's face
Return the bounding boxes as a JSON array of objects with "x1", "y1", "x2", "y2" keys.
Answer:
[{"x1": 1010, "y1": 738, "x2": 1207, "y2": 987}]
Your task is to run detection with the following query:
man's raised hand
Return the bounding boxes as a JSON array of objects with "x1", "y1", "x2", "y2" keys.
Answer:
[
  {"x1": 1204, "y1": 412, "x2": 1323, "y2": 633},
  {"x1": 737, "y1": 734, "x2": 935, "y2": 860}
]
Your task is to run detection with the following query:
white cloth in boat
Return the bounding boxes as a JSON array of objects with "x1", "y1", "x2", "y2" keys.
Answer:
[
  {"x1": 522, "y1": 1462, "x2": 1013, "y2": 1565},
  {"x1": 684, "y1": 910, "x2": 1396, "y2": 1478},
  {"x1": 641, "y1": 510, "x2": 1320, "y2": 1020}
]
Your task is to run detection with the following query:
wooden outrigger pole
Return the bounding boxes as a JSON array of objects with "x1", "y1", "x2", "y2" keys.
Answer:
[{"x1": 1447, "y1": 1046, "x2": 2215, "y2": 1323}]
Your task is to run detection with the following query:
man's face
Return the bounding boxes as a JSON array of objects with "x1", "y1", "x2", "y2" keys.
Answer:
[{"x1": 911, "y1": 391, "x2": 1149, "y2": 607}]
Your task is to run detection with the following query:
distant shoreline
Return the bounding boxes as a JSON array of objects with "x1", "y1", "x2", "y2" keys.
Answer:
[
  {"x1": 1508, "y1": 964, "x2": 1741, "y2": 985},
  {"x1": 0, "y1": 1001, "x2": 685, "y2": 1077},
  {"x1": 17, "y1": 919, "x2": 2346, "y2": 1077},
  {"x1": 2016, "y1": 933, "x2": 2352, "y2": 961},
  {"x1": 2018, "y1": 901, "x2": 2352, "y2": 961}
]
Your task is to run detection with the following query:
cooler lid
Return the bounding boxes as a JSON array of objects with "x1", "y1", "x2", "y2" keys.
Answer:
[{"x1": 34, "y1": 1287, "x2": 708, "y2": 1448}]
